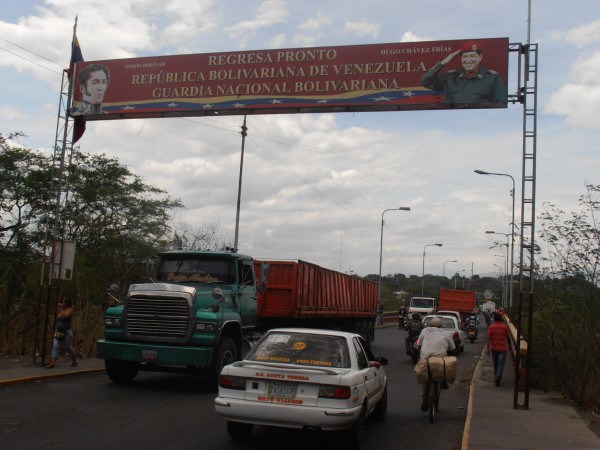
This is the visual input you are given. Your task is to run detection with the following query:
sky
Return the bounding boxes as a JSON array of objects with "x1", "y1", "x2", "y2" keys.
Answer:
[{"x1": 1, "y1": 0, "x2": 599, "y2": 280}]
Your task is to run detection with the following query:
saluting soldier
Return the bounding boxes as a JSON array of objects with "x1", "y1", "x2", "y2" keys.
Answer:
[{"x1": 420, "y1": 41, "x2": 507, "y2": 104}]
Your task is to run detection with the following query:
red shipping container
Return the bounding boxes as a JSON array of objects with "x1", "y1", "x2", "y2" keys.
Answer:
[{"x1": 255, "y1": 260, "x2": 378, "y2": 320}]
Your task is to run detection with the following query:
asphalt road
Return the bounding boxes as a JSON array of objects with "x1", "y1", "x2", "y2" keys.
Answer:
[{"x1": 0, "y1": 326, "x2": 485, "y2": 450}]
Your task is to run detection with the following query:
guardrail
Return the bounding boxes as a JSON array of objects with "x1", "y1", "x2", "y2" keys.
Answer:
[{"x1": 504, "y1": 314, "x2": 528, "y2": 389}]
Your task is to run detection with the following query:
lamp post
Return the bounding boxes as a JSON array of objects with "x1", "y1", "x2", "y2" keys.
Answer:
[
  {"x1": 422, "y1": 243, "x2": 442, "y2": 295},
  {"x1": 378, "y1": 207, "x2": 411, "y2": 307},
  {"x1": 493, "y1": 263, "x2": 505, "y2": 305},
  {"x1": 488, "y1": 230, "x2": 510, "y2": 309},
  {"x1": 475, "y1": 169, "x2": 516, "y2": 308},
  {"x1": 454, "y1": 269, "x2": 466, "y2": 289},
  {"x1": 443, "y1": 260, "x2": 457, "y2": 280}
]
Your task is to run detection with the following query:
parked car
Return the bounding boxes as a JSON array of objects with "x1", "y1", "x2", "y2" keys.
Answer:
[
  {"x1": 214, "y1": 328, "x2": 388, "y2": 447},
  {"x1": 422, "y1": 315, "x2": 465, "y2": 353}
]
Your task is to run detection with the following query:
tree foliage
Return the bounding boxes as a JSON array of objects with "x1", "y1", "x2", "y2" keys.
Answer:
[
  {"x1": 0, "y1": 134, "x2": 190, "y2": 355},
  {"x1": 535, "y1": 184, "x2": 600, "y2": 408}
]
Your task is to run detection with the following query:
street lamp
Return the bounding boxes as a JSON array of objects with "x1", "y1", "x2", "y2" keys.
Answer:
[
  {"x1": 488, "y1": 230, "x2": 510, "y2": 309},
  {"x1": 475, "y1": 169, "x2": 516, "y2": 308},
  {"x1": 454, "y1": 269, "x2": 466, "y2": 289},
  {"x1": 422, "y1": 243, "x2": 442, "y2": 295},
  {"x1": 442, "y1": 260, "x2": 457, "y2": 279},
  {"x1": 493, "y1": 263, "x2": 505, "y2": 305},
  {"x1": 378, "y1": 207, "x2": 411, "y2": 306}
]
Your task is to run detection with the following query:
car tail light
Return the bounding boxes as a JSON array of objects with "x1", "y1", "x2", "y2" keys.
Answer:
[
  {"x1": 318, "y1": 384, "x2": 351, "y2": 399},
  {"x1": 453, "y1": 332, "x2": 459, "y2": 340},
  {"x1": 219, "y1": 375, "x2": 246, "y2": 390}
]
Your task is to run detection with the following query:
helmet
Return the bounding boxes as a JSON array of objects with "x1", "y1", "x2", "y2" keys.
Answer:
[
  {"x1": 412, "y1": 313, "x2": 421, "y2": 320},
  {"x1": 430, "y1": 317, "x2": 443, "y2": 328}
]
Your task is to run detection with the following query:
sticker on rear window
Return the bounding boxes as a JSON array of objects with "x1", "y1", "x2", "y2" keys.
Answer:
[
  {"x1": 293, "y1": 341, "x2": 307, "y2": 350},
  {"x1": 266, "y1": 334, "x2": 291, "y2": 343}
]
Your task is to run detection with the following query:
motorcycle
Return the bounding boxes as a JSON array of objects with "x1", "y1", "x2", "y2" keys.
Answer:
[
  {"x1": 467, "y1": 325, "x2": 478, "y2": 343},
  {"x1": 398, "y1": 315, "x2": 407, "y2": 330},
  {"x1": 407, "y1": 335, "x2": 420, "y2": 363}
]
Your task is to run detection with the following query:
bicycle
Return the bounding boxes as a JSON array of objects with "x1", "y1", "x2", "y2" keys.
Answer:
[{"x1": 428, "y1": 378, "x2": 442, "y2": 423}]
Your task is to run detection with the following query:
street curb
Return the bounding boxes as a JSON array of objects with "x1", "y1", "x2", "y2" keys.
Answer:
[
  {"x1": 0, "y1": 368, "x2": 105, "y2": 387},
  {"x1": 461, "y1": 346, "x2": 487, "y2": 450}
]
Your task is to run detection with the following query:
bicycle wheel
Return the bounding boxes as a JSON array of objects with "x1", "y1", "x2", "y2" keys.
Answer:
[{"x1": 429, "y1": 381, "x2": 438, "y2": 423}]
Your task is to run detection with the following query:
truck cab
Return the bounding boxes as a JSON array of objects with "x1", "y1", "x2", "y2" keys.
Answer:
[
  {"x1": 97, "y1": 250, "x2": 260, "y2": 388},
  {"x1": 408, "y1": 296, "x2": 437, "y2": 320}
]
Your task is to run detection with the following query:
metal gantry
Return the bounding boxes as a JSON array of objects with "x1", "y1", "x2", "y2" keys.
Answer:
[
  {"x1": 508, "y1": 42, "x2": 538, "y2": 410},
  {"x1": 33, "y1": 68, "x2": 76, "y2": 365}
]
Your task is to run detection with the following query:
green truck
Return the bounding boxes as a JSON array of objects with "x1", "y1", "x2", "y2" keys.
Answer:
[{"x1": 97, "y1": 250, "x2": 378, "y2": 388}]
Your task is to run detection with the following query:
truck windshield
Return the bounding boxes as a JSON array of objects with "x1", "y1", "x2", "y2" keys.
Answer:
[
  {"x1": 157, "y1": 258, "x2": 235, "y2": 284},
  {"x1": 411, "y1": 298, "x2": 434, "y2": 308}
]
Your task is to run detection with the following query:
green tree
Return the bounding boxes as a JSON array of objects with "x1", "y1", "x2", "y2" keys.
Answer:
[
  {"x1": 535, "y1": 184, "x2": 600, "y2": 407},
  {"x1": 0, "y1": 134, "x2": 184, "y2": 355}
]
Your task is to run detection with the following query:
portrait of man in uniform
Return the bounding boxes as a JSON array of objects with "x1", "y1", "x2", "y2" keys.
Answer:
[
  {"x1": 420, "y1": 42, "x2": 507, "y2": 104},
  {"x1": 72, "y1": 63, "x2": 110, "y2": 115}
]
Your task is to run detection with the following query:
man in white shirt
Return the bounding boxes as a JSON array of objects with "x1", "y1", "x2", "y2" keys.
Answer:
[{"x1": 417, "y1": 317, "x2": 457, "y2": 411}]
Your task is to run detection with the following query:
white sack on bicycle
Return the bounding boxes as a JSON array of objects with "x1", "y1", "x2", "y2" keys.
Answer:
[{"x1": 414, "y1": 356, "x2": 458, "y2": 385}]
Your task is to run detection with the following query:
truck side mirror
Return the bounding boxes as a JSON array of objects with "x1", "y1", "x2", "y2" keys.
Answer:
[
  {"x1": 260, "y1": 261, "x2": 270, "y2": 283},
  {"x1": 106, "y1": 284, "x2": 120, "y2": 307}
]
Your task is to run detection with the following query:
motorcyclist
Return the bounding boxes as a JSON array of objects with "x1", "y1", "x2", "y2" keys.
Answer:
[
  {"x1": 405, "y1": 313, "x2": 424, "y2": 354},
  {"x1": 398, "y1": 305, "x2": 408, "y2": 329},
  {"x1": 467, "y1": 314, "x2": 478, "y2": 328}
]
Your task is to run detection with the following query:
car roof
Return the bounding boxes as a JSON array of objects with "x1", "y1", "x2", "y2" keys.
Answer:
[
  {"x1": 265, "y1": 327, "x2": 361, "y2": 340},
  {"x1": 423, "y1": 315, "x2": 460, "y2": 325}
]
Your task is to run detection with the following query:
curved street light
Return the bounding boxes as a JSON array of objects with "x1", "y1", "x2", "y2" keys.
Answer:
[
  {"x1": 488, "y1": 230, "x2": 510, "y2": 309},
  {"x1": 475, "y1": 169, "x2": 516, "y2": 308},
  {"x1": 422, "y1": 243, "x2": 442, "y2": 295},
  {"x1": 378, "y1": 207, "x2": 411, "y2": 306},
  {"x1": 443, "y1": 260, "x2": 457, "y2": 279},
  {"x1": 454, "y1": 269, "x2": 466, "y2": 289}
]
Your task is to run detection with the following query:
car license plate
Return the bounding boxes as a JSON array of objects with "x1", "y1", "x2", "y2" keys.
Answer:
[
  {"x1": 268, "y1": 382, "x2": 297, "y2": 399},
  {"x1": 142, "y1": 350, "x2": 158, "y2": 360}
]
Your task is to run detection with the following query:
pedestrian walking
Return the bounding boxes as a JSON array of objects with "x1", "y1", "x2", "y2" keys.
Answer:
[
  {"x1": 46, "y1": 296, "x2": 79, "y2": 368},
  {"x1": 486, "y1": 312, "x2": 510, "y2": 386}
]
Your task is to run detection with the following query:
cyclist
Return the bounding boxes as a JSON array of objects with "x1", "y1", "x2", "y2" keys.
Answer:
[{"x1": 417, "y1": 317, "x2": 457, "y2": 411}]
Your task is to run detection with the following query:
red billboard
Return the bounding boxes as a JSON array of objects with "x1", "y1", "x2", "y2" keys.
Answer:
[{"x1": 70, "y1": 37, "x2": 509, "y2": 121}]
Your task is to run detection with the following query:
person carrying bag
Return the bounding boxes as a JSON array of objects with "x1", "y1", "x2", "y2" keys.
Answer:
[{"x1": 46, "y1": 296, "x2": 79, "y2": 368}]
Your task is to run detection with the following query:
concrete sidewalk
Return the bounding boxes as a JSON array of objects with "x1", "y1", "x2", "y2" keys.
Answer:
[
  {"x1": 0, "y1": 354, "x2": 105, "y2": 387},
  {"x1": 463, "y1": 349, "x2": 600, "y2": 449},
  {"x1": 1, "y1": 351, "x2": 598, "y2": 449}
]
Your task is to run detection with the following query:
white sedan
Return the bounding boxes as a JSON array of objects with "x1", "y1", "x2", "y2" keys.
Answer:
[
  {"x1": 214, "y1": 328, "x2": 388, "y2": 447},
  {"x1": 422, "y1": 315, "x2": 466, "y2": 353}
]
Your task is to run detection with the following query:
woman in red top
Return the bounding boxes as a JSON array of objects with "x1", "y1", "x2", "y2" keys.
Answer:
[{"x1": 487, "y1": 312, "x2": 510, "y2": 386}]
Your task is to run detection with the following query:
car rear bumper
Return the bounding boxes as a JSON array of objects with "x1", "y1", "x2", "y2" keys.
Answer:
[{"x1": 214, "y1": 397, "x2": 362, "y2": 430}]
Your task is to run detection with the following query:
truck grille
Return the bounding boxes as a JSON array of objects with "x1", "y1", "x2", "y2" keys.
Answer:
[{"x1": 125, "y1": 295, "x2": 191, "y2": 341}]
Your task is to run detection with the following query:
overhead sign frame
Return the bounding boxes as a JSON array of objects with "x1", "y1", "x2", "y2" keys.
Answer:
[{"x1": 70, "y1": 37, "x2": 509, "y2": 121}]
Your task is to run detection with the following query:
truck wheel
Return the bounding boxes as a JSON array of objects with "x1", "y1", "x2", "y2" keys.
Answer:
[
  {"x1": 105, "y1": 359, "x2": 139, "y2": 383},
  {"x1": 207, "y1": 335, "x2": 238, "y2": 391}
]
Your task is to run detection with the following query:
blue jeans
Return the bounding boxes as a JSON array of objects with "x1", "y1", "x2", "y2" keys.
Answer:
[
  {"x1": 51, "y1": 329, "x2": 76, "y2": 359},
  {"x1": 491, "y1": 351, "x2": 507, "y2": 380}
]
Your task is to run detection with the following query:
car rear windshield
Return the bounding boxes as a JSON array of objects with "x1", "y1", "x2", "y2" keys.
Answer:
[
  {"x1": 247, "y1": 332, "x2": 351, "y2": 368},
  {"x1": 423, "y1": 317, "x2": 457, "y2": 329}
]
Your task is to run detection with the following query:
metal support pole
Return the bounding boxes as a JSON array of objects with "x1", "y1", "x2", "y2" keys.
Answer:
[{"x1": 233, "y1": 116, "x2": 247, "y2": 252}]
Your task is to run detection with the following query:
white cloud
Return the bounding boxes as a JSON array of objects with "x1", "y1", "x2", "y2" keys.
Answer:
[
  {"x1": 344, "y1": 21, "x2": 379, "y2": 39},
  {"x1": 563, "y1": 20, "x2": 600, "y2": 48},
  {"x1": 224, "y1": 0, "x2": 289, "y2": 48},
  {"x1": 546, "y1": 50, "x2": 600, "y2": 128},
  {"x1": 298, "y1": 11, "x2": 332, "y2": 31},
  {"x1": 399, "y1": 31, "x2": 432, "y2": 43}
]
